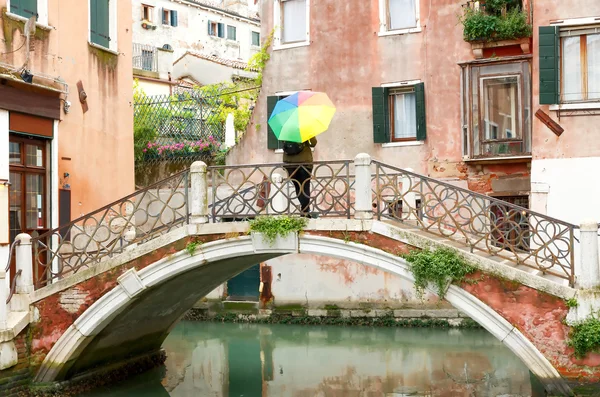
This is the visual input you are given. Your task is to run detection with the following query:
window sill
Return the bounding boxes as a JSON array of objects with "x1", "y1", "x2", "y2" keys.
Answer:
[
  {"x1": 273, "y1": 41, "x2": 310, "y2": 51},
  {"x1": 274, "y1": 148, "x2": 315, "y2": 153},
  {"x1": 381, "y1": 141, "x2": 424, "y2": 148},
  {"x1": 378, "y1": 26, "x2": 422, "y2": 37},
  {"x1": 88, "y1": 42, "x2": 119, "y2": 56},
  {"x1": 549, "y1": 102, "x2": 600, "y2": 111},
  {"x1": 463, "y1": 155, "x2": 532, "y2": 164},
  {"x1": 226, "y1": 40, "x2": 240, "y2": 46},
  {"x1": 5, "y1": 12, "x2": 53, "y2": 31}
]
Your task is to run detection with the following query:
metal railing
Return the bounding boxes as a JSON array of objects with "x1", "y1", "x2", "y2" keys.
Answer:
[
  {"x1": 208, "y1": 161, "x2": 353, "y2": 221},
  {"x1": 27, "y1": 159, "x2": 577, "y2": 289},
  {"x1": 132, "y1": 43, "x2": 158, "y2": 72},
  {"x1": 5, "y1": 239, "x2": 21, "y2": 304},
  {"x1": 372, "y1": 161, "x2": 576, "y2": 285},
  {"x1": 30, "y1": 171, "x2": 190, "y2": 288}
]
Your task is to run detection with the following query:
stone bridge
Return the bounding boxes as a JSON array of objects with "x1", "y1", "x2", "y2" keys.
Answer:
[{"x1": 1, "y1": 155, "x2": 599, "y2": 396}]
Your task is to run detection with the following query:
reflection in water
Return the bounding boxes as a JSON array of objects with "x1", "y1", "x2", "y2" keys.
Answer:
[{"x1": 83, "y1": 322, "x2": 546, "y2": 397}]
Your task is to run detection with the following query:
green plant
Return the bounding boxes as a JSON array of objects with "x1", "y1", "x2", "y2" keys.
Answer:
[
  {"x1": 568, "y1": 315, "x2": 600, "y2": 358},
  {"x1": 246, "y1": 29, "x2": 275, "y2": 87},
  {"x1": 402, "y1": 248, "x2": 476, "y2": 300},
  {"x1": 566, "y1": 298, "x2": 579, "y2": 308},
  {"x1": 186, "y1": 241, "x2": 202, "y2": 255},
  {"x1": 460, "y1": 6, "x2": 531, "y2": 42},
  {"x1": 249, "y1": 215, "x2": 308, "y2": 245}
]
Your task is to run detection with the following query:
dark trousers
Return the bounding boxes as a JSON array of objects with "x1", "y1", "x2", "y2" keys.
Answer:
[{"x1": 285, "y1": 165, "x2": 313, "y2": 214}]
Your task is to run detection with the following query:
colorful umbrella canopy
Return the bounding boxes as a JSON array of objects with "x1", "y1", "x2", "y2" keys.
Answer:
[{"x1": 267, "y1": 91, "x2": 336, "y2": 143}]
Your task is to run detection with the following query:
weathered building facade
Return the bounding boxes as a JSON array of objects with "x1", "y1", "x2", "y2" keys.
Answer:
[
  {"x1": 218, "y1": 0, "x2": 600, "y2": 308},
  {"x1": 0, "y1": 0, "x2": 134, "y2": 288}
]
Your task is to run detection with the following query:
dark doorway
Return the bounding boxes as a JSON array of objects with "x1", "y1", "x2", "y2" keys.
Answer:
[{"x1": 227, "y1": 264, "x2": 260, "y2": 301}]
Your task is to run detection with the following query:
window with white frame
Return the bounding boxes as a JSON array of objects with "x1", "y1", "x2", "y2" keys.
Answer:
[
  {"x1": 208, "y1": 21, "x2": 225, "y2": 38},
  {"x1": 561, "y1": 27, "x2": 600, "y2": 102},
  {"x1": 379, "y1": 0, "x2": 419, "y2": 34},
  {"x1": 252, "y1": 31, "x2": 260, "y2": 46},
  {"x1": 390, "y1": 88, "x2": 417, "y2": 141},
  {"x1": 142, "y1": 4, "x2": 154, "y2": 22},
  {"x1": 161, "y1": 8, "x2": 178, "y2": 26},
  {"x1": 90, "y1": 0, "x2": 118, "y2": 51},
  {"x1": 461, "y1": 60, "x2": 531, "y2": 158},
  {"x1": 280, "y1": 0, "x2": 308, "y2": 44},
  {"x1": 8, "y1": 0, "x2": 49, "y2": 26},
  {"x1": 227, "y1": 25, "x2": 237, "y2": 41}
]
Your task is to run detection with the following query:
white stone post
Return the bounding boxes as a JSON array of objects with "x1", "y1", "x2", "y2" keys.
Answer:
[
  {"x1": 401, "y1": 168, "x2": 417, "y2": 220},
  {"x1": 0, "y1": 270, "x2": 7, "y2": 329},
  {"x1": 268, "y1": 173, "x2": 286, "y2": 214},
  {"x1": 190, "y1": 161, "x2": 209, "y2": 224},
  {"x1": 15, "y1": 233, "x2": 33, "y2": 294},
  {"x1": 354, "y1": 153, "x2": 373, "y2": 220},
  {"x1": 577, "y1": 220, "x2": 600, "y2": 289},
  {"x1": 225, "y1": 113, "x2": 235, "y2": 148}
]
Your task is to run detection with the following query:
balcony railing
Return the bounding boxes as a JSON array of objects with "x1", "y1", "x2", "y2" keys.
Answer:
[{"x1": 133, "y1": 43, "x2": 158, "y2": 72}]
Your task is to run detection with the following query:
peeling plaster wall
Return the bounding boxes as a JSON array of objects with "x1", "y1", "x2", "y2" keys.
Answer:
[{"x1": 0, "y1": 0, "x2": 135, "y2": 217}]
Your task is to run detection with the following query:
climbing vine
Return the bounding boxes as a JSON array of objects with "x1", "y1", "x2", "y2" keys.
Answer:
[
  {"x1": 249, "y1": 215, "x2": 308, "y2": 245},
  {"x1": 568, "y1": 315, "x2": 600, "y2": 358},
  {"x1": 402, "y1": 248, "x2": 476, "y2": 300},
  {"x1": 246, "y1": 28, "x2": 275, "y2": 87}
]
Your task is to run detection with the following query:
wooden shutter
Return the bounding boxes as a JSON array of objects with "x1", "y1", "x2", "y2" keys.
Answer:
[
  {"x1": 91, "y1": 0, "x2": 110, "y2": 48},
  {"x1": 372, "y1": 87, "x2": 389, "y2": 144},
  {"x1": 207, "y1": 20, "x2": 212, "y2": 35},
  {"x1": 11, "y1": 0, "x2": 37, "y2": 19},
  {"x1": 415, "y1": 82, "x2": 427, "y2": 141},
  {"x1": 539, "y1": 26, "x2": 560, "y2": 105},
  {"x1": 267, "y1": 96, "x2": 279, "y2": 150},
  {"x1": 170, "y1": 10, "x2": 178, "y2": 27},
  {"x1": 218, "y1": 23, "x2": 224, "y2": 38}
]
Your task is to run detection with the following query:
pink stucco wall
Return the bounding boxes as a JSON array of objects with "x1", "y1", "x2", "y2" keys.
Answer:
[{"x1": 1, "y1": 0, "x2": 134, "y2": 217}]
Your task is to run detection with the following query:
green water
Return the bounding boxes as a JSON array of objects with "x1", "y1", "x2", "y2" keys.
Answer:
[{"x1": 83, "y1": 321, "x2": 548, "y2": 396}]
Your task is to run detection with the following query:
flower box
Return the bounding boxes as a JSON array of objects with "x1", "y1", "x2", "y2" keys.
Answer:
[
  {"x1": 251, "y1": 232, "x2": 299, "y2": 253},
  {"x1": 470, "y1": 37, "x2": 530, "y2": 59}
]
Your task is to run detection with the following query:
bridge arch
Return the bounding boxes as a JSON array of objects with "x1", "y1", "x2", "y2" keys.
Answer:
[{"x1": 32, "y1": 231, "x2": 570, "y2": 394}]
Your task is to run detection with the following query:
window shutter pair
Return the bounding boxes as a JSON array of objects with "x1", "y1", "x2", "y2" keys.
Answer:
[
  {"x1": 90, "y1": 0, "x2": 110, "y2": 48},
  {"x1": 218, "y1": 23, "x2": 225, "y2": 38},
  {"x1": 371, "y1": 83, "x2": 426, "y2": 143},
  {"x1": 11, "y1": 0, "x2": 37, "y2": 19},
  {"x1": 170, "y1": 10, "x2": 178, "y2": 27},
  {"x1": 539, "y1": 26, "x2": 560, "y2": 105},
  {"x1": 267, "y1": 96, "x2": 279, "y2": 150}
]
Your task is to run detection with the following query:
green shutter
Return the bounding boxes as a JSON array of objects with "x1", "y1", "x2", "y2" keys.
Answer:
[
  {"x1": 415, "y1": 83, "x2": 427, "y2": 141},
  {"x1": 267, "y1": 96, "x2": 279, "y2": 150},
  {"x1": 11, "y1": 0, "x2": 37, "y2": 19},
  {"x1": 372, "y1": 87, "x2": 389, "y2": 144},
  {"x1": 170, "y1": 10, "x2": 178, "y2": 27},
  {"x1": 91, "y1": 0, "x2": 110, "y2": 48},
  {"x1": 218, "y1": 23, "x2": 225, "y2": 38},
  {"x1": 539, "y1": 26, "x2": 560, "y2": 105}
]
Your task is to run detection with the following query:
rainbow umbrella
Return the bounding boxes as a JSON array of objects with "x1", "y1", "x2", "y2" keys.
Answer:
[{"x1": 268, "y1": 91, "x2": 336, "y2": 143}]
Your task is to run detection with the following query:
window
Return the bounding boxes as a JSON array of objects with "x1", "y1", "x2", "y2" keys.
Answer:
[
  {"x1": 539, "y1": 23, "x2": 600, "y2": 105},
  {"x1": 379, "y1": 0, "x2": 420, "y2": 35},
  {"x1": 461, "y1": 60, "x2": 531, "y2": 158},
  {"x1": 267, "y1": 95, "x2": 286, "y2": 150},
  {"x1": 142, "y1": 4, "x2": 153, "y2": 22},
  {"x1": 208, "y1": 21, "x2": 225, "y2": 38},
  {"x1": 252, "y1": 31, "x2": 260, "y2": 46},
  {"x1": 90, "y1": 0, "x2": 111, "y2": 49},
  {"x1": 10, "y1": 0, "x2": 37, "y2": 19},
  {"x1": 227, "y1": 25, "x2": 237, "y2": 41},
  {"x1": 161, "y1": 8, "x2": 177, "y2": 26},
  {"x1": 141, "y1": 49, "x2": 154, "y2": 71},
  {"x1": 371, "y1": 83, "x2": 426, "y2": 144},
  {"x1": 490, "y1": 196, "x2": 530, "y2": 253},
  {"x1": 280, "y1": 0, "x2": 308, "y2": 44}
]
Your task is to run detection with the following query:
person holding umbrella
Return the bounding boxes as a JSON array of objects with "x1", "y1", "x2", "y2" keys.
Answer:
[{"x1": 268, "y1": 91, "x2": 336, "y2": 217}]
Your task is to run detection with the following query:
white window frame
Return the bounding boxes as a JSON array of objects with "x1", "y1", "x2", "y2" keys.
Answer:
[
  {"x1": 227, "y1": 25, "x2": 237, "y2": 41},
  {"x1": 273, "y1": 0, "x2": 310, "y2": 51},
  {"x1": 251, "y1": 31, "x2": 260, "y2": 47},
  {"x1": 87, "y1": 0, "x2": 118, "y2": 53},
  {"x1": 378, "y1": 0, "x2": 421, "y2": 37},
  {"x1": 6, "y1": 0, "x2": 50, "y2": 29},
  {"x1": 380, "y1": 80, "x2": 425, "y2": 148},
  {"x1": 141, "y1": 4, "x2": 154, "y2": 23}
]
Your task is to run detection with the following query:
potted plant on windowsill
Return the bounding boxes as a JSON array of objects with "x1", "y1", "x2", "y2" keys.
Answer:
[{"x1": 460, "y1": 0, "x2": 532, "y2": 58}]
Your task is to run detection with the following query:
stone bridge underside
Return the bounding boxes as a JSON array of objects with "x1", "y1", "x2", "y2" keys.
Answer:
[{"x1": 27, "y1": 220, "x2": 598, "y2": 395}]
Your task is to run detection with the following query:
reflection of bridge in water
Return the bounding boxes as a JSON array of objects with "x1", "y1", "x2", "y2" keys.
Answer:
[{"x1": 2, "y1": 154, "x2": 598, "y2": 396}]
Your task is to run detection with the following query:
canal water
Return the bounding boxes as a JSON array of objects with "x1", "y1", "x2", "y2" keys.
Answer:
[{"x1": 83, "y1": 321, "x2": 547, "y2": 396}]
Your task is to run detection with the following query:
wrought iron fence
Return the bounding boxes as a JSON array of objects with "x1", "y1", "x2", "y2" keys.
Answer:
[
  {"x1": 132, "y1": 43, "x2": 158, "y2": 72},
  {"x1": 30, "y1": 171, "x2": 190, "y2": 288},
  {"x1": 372, "y1": 161, "x2": 576, "y2": 285},
  {"x1": 208, "y1": 161, "x2": 353, "y2": 221},
  {"x1": 5, "y1": 239, "x2": 20, "y2": 304}
]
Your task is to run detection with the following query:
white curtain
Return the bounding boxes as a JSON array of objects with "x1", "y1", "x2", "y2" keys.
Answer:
[
  {"x1": 562, "y1": 36, "x2": 582, "y2": 102},
  {"x1": 282, "y1": 0, "x2": 307, "y2": 43},
  {"x1": 393, "y1": 92, "x2": 416, "y2": 139},
  {"x1": 587, "y1": 34, "x2": 600, "y2": 100},
  {"x1": 389, "y1": 0, "x2": 416, "y2": 30}
]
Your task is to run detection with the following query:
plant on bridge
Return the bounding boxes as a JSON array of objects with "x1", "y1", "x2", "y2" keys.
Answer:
[
  {"x1": 568, "y1": 315, "x2": 600, "y2": 358},
  {"x1": 566, "y1": 297, "x2": 579, "y2": 308},
  {"x1": 249, "y1": 215, "x2": 308, "y2": 245},
  {"x1": 186, "y1": 241, "x2": 202, "y2": 255},
  {"x1": 403, "y1": 248, "x2": 476, "y2": 300}
]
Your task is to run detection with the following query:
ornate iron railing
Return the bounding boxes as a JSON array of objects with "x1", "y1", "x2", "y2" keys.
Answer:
[
  {"x1": 208, "y1": 161, "x2": 353, "y2": 221},
  {"x1": 30, "y1": 171, "x2": 190, "y2": 288},
  {"x1": 372, "y1": 161, "x2": 576, "y2": 285},
  {"x1": 5, "y1": 239, "x2": 21, "y2": 304}
]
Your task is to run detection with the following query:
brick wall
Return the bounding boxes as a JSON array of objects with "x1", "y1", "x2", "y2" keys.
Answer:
[{"x1": 0, "y1": 327, "x2": 32, "y2": 396}]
